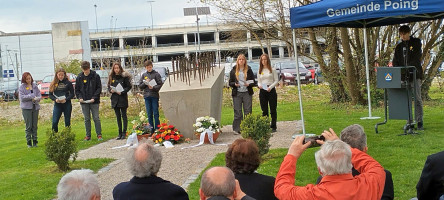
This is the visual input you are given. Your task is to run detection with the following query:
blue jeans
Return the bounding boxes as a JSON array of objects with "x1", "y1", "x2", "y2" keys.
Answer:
[
  {"x1": 144, "y1": 96, "x2": 160, "y2": 133},
  {"x1": 52, "y1": 101, "x2": 72, "y2": 133}
]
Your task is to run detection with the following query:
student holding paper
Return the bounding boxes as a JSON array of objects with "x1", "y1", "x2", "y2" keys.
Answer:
[
  {"x1": 138, "y1": 60, "x2": 163, "y2": 133},
  {"x1": 257, "y1": 54, "x2": 279, "y2": 132},
  {"x1": 108, "y1": 62, "x2": 132, "y2": 140},
  {"x1": 229, "y1": 54, "x2": 255, "y2": 134},
  {"x1": 49, "y1": 68, "x2": 75, "y2": 133},
  {"x1": 19, "y1": 72, "x2": 41, "y2": 148}
]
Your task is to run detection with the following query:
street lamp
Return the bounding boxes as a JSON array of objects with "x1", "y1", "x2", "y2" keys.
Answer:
[
  {"x1": 147, "y1": 1, "x2": 155, "y2": 30},
  {"x1": 184, "y1": 7, "x2": 211, "y2": 55},
  {"x1": 94, "y1": 4, "x2": 103, "y2": 68}
]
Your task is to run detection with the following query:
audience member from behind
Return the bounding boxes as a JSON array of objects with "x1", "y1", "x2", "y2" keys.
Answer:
[
  {"x1": 18, "y1": 72, "x2": 41, "y2": 148},
  {"x1": 316, "y1": 124, "x2": 394, "y2": 200},
  {"x1": 108, "y1": 62, "x2": 132, "y2": 140},
  {"x1": 199, "y1": 166, "x2": 255, "y2": 200},
  {"x1": 75, "y1": 61, "x2": 102, "y2": 141},
  {"x1": 49, "y1": 68, "x2": 75, "y2": 133},
  {"x1": 57, "y1": 169, "x2": 100, "y2": 200},
  {"x1": 274, "y1": 128, "x2": 386, "y2": 200},
  {"x1": 416, "y1": 150, "x2": 444, "y2": 200},
  {"x1": 226, "y1": 139, "x2": 277, "y2": 200},
  {"x1": 113, "y1": 143, "x2": 189, "y2": 200}
]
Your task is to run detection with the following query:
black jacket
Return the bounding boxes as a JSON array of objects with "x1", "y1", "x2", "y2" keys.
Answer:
[
  {"x1": 113, "y1": 176, "x2": 189, "y2": 200},
  {"x1": 138, "y1": 69, "x2": 163, "y2": 98},
  {"x1": 416, "y1": 150, "x2": 444, "y2": 200},
  {"x1": 75, "y1": 70, "x2": 102, "y2": 104},
  {"x1": 49, "y1": 79, "x2": 75, "y2": 102},
  {"x1": 392, "y1": 36, "x2": 423, "y2": 79},
  {"x1": 108, "y1": 71, "x2": 132, "y2": 108},
  {"x1": 229, "y1": 65, "x2": 255, "y2": 97},
  {"x1": 235, "y1": 173, "x2": 278, "y2": 200}
]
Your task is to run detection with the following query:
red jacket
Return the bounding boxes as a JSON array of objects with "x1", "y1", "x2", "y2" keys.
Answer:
[{"x1": 274, "y1": 148, "x2": 386, "y2": 200}]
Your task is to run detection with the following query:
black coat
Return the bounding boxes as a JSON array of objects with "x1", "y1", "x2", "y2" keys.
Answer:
[
  {"x1": 392, "y1": 36, "x2": 423, "y2": 79},
  {"x1": 138, "y1": 69, "x2": 163, "y2": 98},
  {"x1": 75, "y1": 70, "x2": 102, "y2": 104},
  {"x1": 108, "y1": 72, "x2": 132, "y2": 108},
  {"x1": 235, "y1": 173, "x2": 277, "y2": 200},
  {"x1": 229, "y1": 65, "x2": 256, "y2": 97},
  {"x1": 416, "y1": 150, "x2": 444, "y2": 200},
  {"x1": 113, "y1": 176, "x2": 189, "y2": 200},
  {"x1": 49, "y1": 79, "x2": 75, "y2": 102}
]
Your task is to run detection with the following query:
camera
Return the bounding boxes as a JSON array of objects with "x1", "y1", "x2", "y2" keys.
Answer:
[{"x1": 303, "y1": 135, "x2": 325, "y2": 148}]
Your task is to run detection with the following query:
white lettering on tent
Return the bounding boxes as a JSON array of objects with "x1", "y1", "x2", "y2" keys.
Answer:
[
  {"x1": 327, "y1": 0, "x2": 418, "y2": 18},
  {"x1": 384, "y1": 0, "x2": 418, "y2": 10}
]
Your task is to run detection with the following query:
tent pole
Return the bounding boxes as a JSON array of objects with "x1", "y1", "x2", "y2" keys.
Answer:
[
  {"x1": 292, "y1": 29, "x2": 306, "y2": 134},
  {"x1": 361, "y1": 26, "x2": 380, "y2": 120}
]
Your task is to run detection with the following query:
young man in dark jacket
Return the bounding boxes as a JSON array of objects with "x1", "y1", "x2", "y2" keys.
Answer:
[
  {"x1": 138, "y1": 60, "x2": 163, "y2": 133},
  {"x1": 392, "y1": 25, "x2": 423, "y2": 130},
  {"x1": 75, "y1": 61, "x2": 103, "y2": 141}
]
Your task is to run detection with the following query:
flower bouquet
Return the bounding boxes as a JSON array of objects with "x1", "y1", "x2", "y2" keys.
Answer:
[
  {"x1": 131, "y1": 111, "x2": 152, "y2": 140},
  {"x1": 151, "y1": 123, "x2": 184, "y2": 145},
  {"x1": 193, "y1": 116, "x2": 221, "y2": 143}
]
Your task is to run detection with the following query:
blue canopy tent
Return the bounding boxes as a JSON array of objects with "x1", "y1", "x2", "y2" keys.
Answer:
[{"x1": 289, "y1": 0, "x2": 444, "y2": 134}]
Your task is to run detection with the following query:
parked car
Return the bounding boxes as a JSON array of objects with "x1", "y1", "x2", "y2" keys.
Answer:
[
  {"x1": 131, "y1": 66, "x2": 169, "y2": 91},
  {"x1": 274, "y1": 61, "x2": 312, "y2": 85},
  {"x1": 0, "y1": 79, "x2": 19, "y2": 101},
  {"x1": 38, "y1": 73, "x2": 77, "y2": 98},
  {"x1": 95, "y1": 69, "x2": 110, "y2": 96},
  {"x1": 304, "y1": 64, "x2": 323, "y2": 84}
]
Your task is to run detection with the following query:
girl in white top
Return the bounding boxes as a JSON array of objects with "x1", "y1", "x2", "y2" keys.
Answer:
[{"x1": 257, "y1": 54, "x2": 279, "y2": 131}]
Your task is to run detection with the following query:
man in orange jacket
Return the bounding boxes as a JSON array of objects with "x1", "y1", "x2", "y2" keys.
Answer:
[{"x1": 274, "y1": 128, "x2": 386, "y2": 200}]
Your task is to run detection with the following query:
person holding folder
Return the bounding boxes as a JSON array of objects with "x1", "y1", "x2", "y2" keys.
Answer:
[
  {"x1": 229, "y1": 54, "x2": 256, "y2": 134},
  {"x1": 108, "y1": 62, "x2": 132, "y2": 140}
]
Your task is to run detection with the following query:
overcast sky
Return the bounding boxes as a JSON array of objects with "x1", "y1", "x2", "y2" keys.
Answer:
[{"x1": 0, "y1": 0, "x2": 215, "y2": 33}]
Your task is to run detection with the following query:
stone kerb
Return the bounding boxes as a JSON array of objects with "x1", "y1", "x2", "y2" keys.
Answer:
[{"x1": 159, "y1": 66, "x2": 224, "y2": 139}]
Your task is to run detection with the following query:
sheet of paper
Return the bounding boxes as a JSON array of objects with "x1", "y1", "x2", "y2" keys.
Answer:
[
  {"x1": 163, "y1": 141, "x2": 174, "y2": 148},
  {"x1": 148, "y1": 79, "x2": 157, "y2": 87},
  {"x1": 262, "y1": 83, "x2": 268, "y2": 90},
  {"x1": 238, "y1": 80, "x2": 245, "y2": 86},
  {"x1": 115, "y1": 83, "x2": 124, "y2": 93},
  {"x1": 247, "y1": 80, "x2": 254, "y2": 84}
]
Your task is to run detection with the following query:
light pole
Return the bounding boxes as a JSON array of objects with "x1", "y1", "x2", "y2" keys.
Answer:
[
  {"x1": 94, "y1": 4, "x2": 103, "y2": 68},
  {"x1": 147, "y1": 1, "x2": 155, "y2": 30}
]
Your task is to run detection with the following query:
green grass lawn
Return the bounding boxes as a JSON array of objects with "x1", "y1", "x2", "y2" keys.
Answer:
[
  {"x1": 1, "y1": 84, "x2": 443, "y2": 199},
  {"x1": 188, "y1": 84, "x2": 444, "y2": 200}
]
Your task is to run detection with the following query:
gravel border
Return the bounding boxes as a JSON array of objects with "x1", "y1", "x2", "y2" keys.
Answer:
[{"x1": 76, "y1": 120, "x2": 302, "y2": 200}]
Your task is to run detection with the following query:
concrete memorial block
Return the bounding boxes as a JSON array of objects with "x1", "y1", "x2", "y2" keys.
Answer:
[{"x1": 160, "y1": 66, "x2": 224, "y2": 139}]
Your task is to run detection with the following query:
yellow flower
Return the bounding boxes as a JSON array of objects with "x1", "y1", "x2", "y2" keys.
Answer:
[
  {"x1": 159, "y1": 138, "x2": 163, "y2": 142},
  {"x1": 83, "y1": 80, "x2": 87, "y2": 83},
  {"x1": 155, "y1": 140, "x2": 158, "y2": 143},
  {"x1": 26, "y1": 87, "x2": 29, "y2": 90}
]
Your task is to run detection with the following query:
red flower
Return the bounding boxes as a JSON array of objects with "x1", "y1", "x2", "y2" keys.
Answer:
[
  {"x1": 169, "y1": 125, "x2": 174, "y2": 129},
  {"x1": 156, "y1": 135, "x2": 160, "y2": 139},
  {"x1": 180, "y1": 134, "x2": 184, "y2": 137},
  {"x1": 174, "y1": 135, "x2": 180, "y2": 141},
  {"x1": 161, "y1": 123, "x2": 167, "y2": 126},
  {"x1": 157, "y1": 124, "x2": 161, "y2": 128},
  {"x1": 174, "y1": 128, "x2": 178, "y2": 131},
  {"x1": 165, "y1": 135, "x2": 171, "y2": 140},
  {"x1": 171, "y1": 131, "x2": 175, "y2": 134},
  {"x1": 160, "y1": 129, "x2": 164, "y2": 132}
]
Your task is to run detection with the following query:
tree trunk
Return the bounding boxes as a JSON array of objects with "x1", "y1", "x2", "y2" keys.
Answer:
[{"x1": 340, "y1": 27, "x2": 363, "y2": 105}]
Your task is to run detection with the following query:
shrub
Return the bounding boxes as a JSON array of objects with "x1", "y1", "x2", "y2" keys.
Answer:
[
  {"x1": 44, "y1": 127, "x2": 78, "y2": 171},
  {"x1": 240, "y1": 114, "x2": 272, "y2": 156}
]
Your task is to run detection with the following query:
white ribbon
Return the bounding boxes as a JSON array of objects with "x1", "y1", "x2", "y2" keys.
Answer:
[{"x1": 181, "y1": 129, "x2": 226, "y2": 149}]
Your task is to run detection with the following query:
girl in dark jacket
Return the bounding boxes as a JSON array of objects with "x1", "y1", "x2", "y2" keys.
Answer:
[
  {"x1": 229, "y1": 54, "x2": 255, "y2": 134},
  {"x1": 49, "y1": 68, "x2": 75, "y2": 133},
  {"x1": 108, "y1": 62, "x2": 132, "y2": 139}
]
